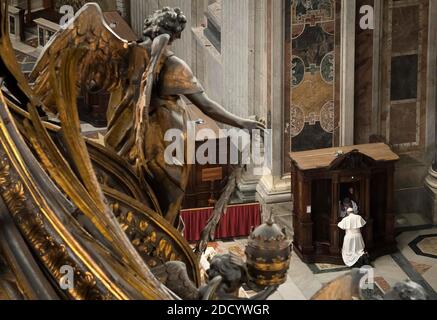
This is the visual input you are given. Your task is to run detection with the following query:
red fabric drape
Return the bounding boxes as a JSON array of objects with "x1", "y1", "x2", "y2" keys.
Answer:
[{"x1": 180, "y1": 203, "x2": 261, "y2": 242}]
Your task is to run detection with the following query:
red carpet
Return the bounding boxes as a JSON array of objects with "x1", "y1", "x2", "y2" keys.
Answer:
[{"x1": 180, "y1": 203, "x2": 261, "y2": 242}]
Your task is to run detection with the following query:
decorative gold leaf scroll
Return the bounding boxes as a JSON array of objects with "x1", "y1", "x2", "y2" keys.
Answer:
[{"x1": 0, "y1": 0, "x2": 201, "y2": 299}]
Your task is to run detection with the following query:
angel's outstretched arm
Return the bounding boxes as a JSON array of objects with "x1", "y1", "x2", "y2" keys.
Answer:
[{"x1": 186, "y1": 92, "x2": 266, "y2": 131}]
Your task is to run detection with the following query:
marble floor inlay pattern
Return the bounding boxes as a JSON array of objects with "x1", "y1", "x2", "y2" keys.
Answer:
[
  {"x1": 391, "y1": 252, "x2": 437, "y2": 300},
  {"x1": 308, "y1": 263, "x2": 350, "y2": 274},
  {"x1": 409, "y1": 234, "x2": 437, "y2": 259},
  {"x1": 206, "y1": 227, "x2": 437, "y2": 300}
]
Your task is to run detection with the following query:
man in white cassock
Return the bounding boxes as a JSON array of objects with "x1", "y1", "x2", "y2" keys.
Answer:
[{"x1": 338, "y1": 208, "x2": 367, "y2": 267}]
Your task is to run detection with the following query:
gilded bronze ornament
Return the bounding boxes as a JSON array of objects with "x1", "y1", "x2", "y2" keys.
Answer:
[
  {"x1": 245, "y1": 216, "x2": 293, "y2": 288},
  {"x1": 0, "y1": 1, "x2": 270, "y2": 300}
]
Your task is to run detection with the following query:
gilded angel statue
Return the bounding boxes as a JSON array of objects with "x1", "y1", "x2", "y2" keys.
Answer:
[
  {"x1": 0, "y1": 1, "x2": 270, "y2": 300},
  {"x1": 31, "y1": 4, "x2": 265, "y2": 227}
]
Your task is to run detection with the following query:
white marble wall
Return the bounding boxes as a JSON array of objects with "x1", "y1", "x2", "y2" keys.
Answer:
[
  {"x1": 129, "y1": 0, "x2": 209, "y2": 69},
  {"x1": 222, "y1": 0, "x2": 268, "y2": 119},
  {"x1": 221, "y1": 0, "x2": 253, "y2": 119},
  {"x1": 253, "y1": 0, "x2": 268, "y2": 118},
  {"x1": 340, "y1": 0, "x2": 356, "y2": 146},
  {"x1": 256, "y1": 0, "x2": 292, "y2": 216},
  {"x1": 130, "y1": 0, "x2": 266, "y2": 119},
  {"x1": 116, "y1": 0, "x2": 128, "y2": 19}
]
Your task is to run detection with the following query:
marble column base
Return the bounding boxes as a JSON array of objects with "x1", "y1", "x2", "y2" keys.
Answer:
[
  {"x1": 256, "y1": 174, "x2": 292, "y2": 203},
  {"x1": 425, "y1": 167, "x2": 437, "y2": 225},
  {"x1": 236, "y1": 171, "x2": 261, "y2": 203},
  {"x1": 256, "y1": 174, "x2": 293, "y2": 236}
]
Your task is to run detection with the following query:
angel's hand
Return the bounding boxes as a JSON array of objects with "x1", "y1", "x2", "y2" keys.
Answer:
[
  {"x1": 240, "y1": 118, "x2": 267, "y2": 141},
  {"x1": 241, "y1": 119, "x2": 266, "y2": 132}
]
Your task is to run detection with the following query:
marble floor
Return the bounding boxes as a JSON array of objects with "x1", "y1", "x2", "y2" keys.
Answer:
[
  {"x1": 395, "y1": 213, "x2": 432, "y2": 229},
  {"x1": 76, "y1": 123, "x2": 437, "y2": 300},
  {"x1": 207, "y1": 227, "x2": 437, "y2": 300}
]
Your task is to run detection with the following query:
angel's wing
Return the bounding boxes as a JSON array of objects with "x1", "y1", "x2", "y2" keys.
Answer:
[
  {"x1": 30, "y1": 3, "x2": 136, "y2": 114},
  {"x1": 0, "y1": 0, "x2": 205, "y2": 300}
]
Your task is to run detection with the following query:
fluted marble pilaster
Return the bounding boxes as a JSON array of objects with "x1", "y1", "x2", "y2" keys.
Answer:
[
  {"x1": 221, "y1": 0, "x2": 253, "y2": 119},
  {"x1": 129, "y1": 0, "x2": 195, "y2": 67},
  {"x1": 424, "y1": 0, "x2": 437, "y2": 226}
]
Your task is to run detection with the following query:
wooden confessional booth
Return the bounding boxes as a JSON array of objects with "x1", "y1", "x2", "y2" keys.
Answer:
[
  {"x1": 290, "y1": 143, "x2": 400, "y2": 264},
  {"x1": 182, "y1": 104, "x2": 232, "y2": 209}
]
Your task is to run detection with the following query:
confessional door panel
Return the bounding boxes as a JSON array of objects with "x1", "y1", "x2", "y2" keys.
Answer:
[
  {"x1": 370, "y1": 171, "x2": 388, "y2": 241},
  {"x1": 311, "y1": 179, "x2": 332, "y2": 244}
]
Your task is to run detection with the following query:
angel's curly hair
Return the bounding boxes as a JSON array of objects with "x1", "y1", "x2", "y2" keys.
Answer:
[{"x1": 143, "y1": 7, "x2": 187, "y2": 40}]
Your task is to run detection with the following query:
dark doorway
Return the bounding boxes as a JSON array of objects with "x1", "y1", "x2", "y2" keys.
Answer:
[{"x1": 339, "y1": 182, "x2": 361, "y2": 213}]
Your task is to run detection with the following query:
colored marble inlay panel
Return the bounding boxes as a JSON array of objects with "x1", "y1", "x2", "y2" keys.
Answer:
[
  {"x1": 289, "y1": 0, "x2": 338, "y2": 152},
  {"x1": 293, "y1": 0, "x2": 335, "y2": 24},
  {"x1": 381, "y1": 0, "x2": 428, "y2": 150},
  {"x1": 292, "y1": 122, "x2": 333, "y2": 152},
  {"x1": 391, "y1": 55, "x2": 418, "y2": 101},
  {"x1": 409, "y1": 234, "x2": 437, "y2": 259},
  {"x1": 389, "y1": 102, "x2": 417, "y2": 145},
  {"x1": 417, "y1": 237, "x2": 437, "y2": 257},
  {"x1": 291, "y1": 73, "x2": 334, "y2": 115},
  {"x1": 292, "y1": 25, "x2": 334, "y2": 67},
  {"x1": 409, "y1": 261, "x2": 433, "y2": 275},
  {"x1": 307, "y1": 262, "x2": 349, "y2": 274},
  {"x1": 374, "y1": 277, "x2": 391, "y2": 293},
  {"x1": 392, "y1": 6, "x2": 420, "y2": 54}
]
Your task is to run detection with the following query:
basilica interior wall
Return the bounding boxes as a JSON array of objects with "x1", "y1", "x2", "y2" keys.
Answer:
[
  {"x1": 129, "y1": 0, "x2": 437, "y2": 225},
  {"x1": 354, "y1": 0, "x2": 375, "y2": 146},
  {"x1": 192, "y1": 26, "x2": 224, "y2": 106},
  {"x1": 353, "y1": 0, "x2": 434, "y2": 221},
  {"x1": 129, "y1": 0, "x2": 204, "y2": 69},
  {"x1": 276, "y1": 0, "x2": 436, "y2": 223},
  {"x1": 353, "y1": 0, "x2": 431, "y2": 156}
]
